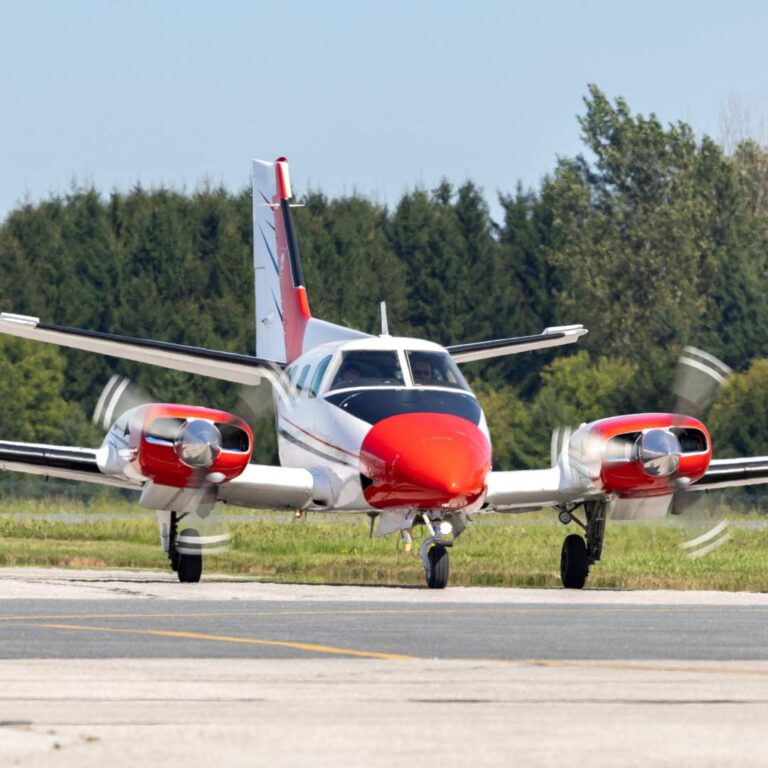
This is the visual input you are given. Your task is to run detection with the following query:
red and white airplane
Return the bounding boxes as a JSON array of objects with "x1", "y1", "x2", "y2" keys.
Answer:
[{"x1": 0, "y1": 157, "x2": 766, "y2": 588}]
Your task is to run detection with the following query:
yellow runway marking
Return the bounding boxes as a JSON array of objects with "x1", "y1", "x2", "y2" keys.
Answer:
[
  {"x1": 32, "y1": 622, "x2": 416, "y2": 661},
  {"x1": 526, "y1": 659, "x2": 768, "y2": 676}
]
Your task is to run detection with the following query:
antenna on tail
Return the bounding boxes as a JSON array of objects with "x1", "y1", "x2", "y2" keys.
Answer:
[{"x1": 380, "y1": 301, "x2": 390, "y2": 336}]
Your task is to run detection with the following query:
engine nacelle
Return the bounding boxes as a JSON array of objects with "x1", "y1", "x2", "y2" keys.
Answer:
[
  {"x1": 100, "y1": 403, "x2": 253, "y2": 488},
  {"x1": 569, "y1": 413, "x2": 711, "y2": 498}
]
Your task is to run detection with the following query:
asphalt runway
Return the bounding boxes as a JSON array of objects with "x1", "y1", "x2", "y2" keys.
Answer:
[
  {"x1": 2, "y1": 597, "x2": 768, "y2": 660},
  {"x1": 2, "y1": 569, "x2": 768, "y2": 767}
]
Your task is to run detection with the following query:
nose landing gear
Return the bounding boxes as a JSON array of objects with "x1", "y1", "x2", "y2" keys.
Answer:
[{"x1": 419, "y1": 515, "x2": 453, "y2": 589}]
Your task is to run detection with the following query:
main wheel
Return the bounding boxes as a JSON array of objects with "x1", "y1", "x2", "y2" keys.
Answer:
[
  {"x1": 177, "y1": 528, "x2": 203, "y2": 583},
  {"x1": 560, "y1": 533, "x2": 588, "y2": 589},
  {"x1": 426, "y1": 544, "x2": 449, "y2": 589}
]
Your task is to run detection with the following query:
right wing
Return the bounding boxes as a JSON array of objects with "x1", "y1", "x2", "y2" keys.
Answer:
[
  {"x1": 216, "y1": 463, "x2": 316, "y2": 510},
  {"x1": 0, "y1": 313, "x2": 279, "y2": 386},
  {"x1": 0, "y1": 437, "x2": 318, "y2": 510},
  {"x1": 0, "y1": 440, "x2": 137, "y2": 489}
]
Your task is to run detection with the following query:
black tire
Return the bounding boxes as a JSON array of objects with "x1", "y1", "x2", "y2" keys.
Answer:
[
  {"x1": 560, "y1": 533, "x2": 588, "y2": 589},
  {"x1": 177, "y1": 528, "x2": 203, "y2": 583},
  {"x1": 426, "y1": 544, "x2": 449, "y2": 589}
]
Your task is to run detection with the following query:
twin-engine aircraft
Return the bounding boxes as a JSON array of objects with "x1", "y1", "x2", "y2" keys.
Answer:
[{"x1": 1, "y1": 157, "x2": 767, "y2": 587}]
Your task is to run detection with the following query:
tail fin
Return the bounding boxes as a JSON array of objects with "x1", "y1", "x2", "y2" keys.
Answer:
[{"x1": 252, "y1": 157, "x2": 311, "y2": 364}]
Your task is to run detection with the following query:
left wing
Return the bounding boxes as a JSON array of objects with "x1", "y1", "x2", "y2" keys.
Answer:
[
  {"x1": 448, "y1": 325, "x2": 587, "y2": 364},
  {"x1": 483, "y1": 456, "x2": 768, "y2": 514},
  {"x1": 687, "y1": 456, "x2": 768, "y2": 491},
  {"x1": 484, "y1": 467, "x2": 582, "y2": 511}
]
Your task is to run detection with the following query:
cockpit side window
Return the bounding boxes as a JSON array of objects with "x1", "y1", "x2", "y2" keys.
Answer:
[
  {"x1": 309, "y1": 355, "x2": 332, "y2": 398},
  {"x1": 407, "y1": 351, "x2": 471, "y2": 391},
  {"x1": 328, "y1": 351, "x2": 404, "y2": 391},
  {"x1": 296, "y1": 364, "x2": 311, "y2": 393}
]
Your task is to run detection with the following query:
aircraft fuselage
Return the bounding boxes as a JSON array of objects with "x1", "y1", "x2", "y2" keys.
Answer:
[{"x1": 275, "y1": 335, "x2": 492, "y2": 514}]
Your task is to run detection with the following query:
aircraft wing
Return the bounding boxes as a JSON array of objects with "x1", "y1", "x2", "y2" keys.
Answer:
[
  {"x1": 482, "y1": 467, "x2": 598, "y2": 512},
  {"x1": 0, "y1": 313, "x2": 279, "y2": 386},
  {"x1": 483, "y1": 455, "x2": 768, "y2": 514},
  {"x1": 447, "y1": 325, "x2": 587, "y2": 364},
  {"x1": 216, "y1": 464, "x2": 316, "y2": 509},
  {"x1": 686, "y1": 456, "x2": 768, "y2": 491},
  {"x1": 0, "y1": 440, "x2": 139, "y2": 489},
  {"x1": 0, "y1": 439, "x2": 317, "y2": 509}
]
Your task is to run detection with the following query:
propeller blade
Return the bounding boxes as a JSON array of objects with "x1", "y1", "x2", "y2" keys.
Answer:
[
  {"x1": 93, "y1": 375, "x2": 153, "y2": 431},
  {"x1": 673, "y1": 346, "x2": 732, "y2": 416},
  {"x1": 234, "y1": 362, "x2": 293, "y2": 429},
  {"x1": 670, "y1": 346, "x2": 731, "y2": 519},
  {"x1": 144, "y1": 416, "x2": 185, "y2": 443},
  {"x1": 235, "y1": 378, "x2": 276, "y2": 424}
]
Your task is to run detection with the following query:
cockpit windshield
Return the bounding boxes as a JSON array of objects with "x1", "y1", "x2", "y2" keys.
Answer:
[
  {"x1": 406, "y1": 350, "x2": 471, "y2": 391},
  {"x1": 328, "y1": 350, "x2": 404, "y2": 391}
]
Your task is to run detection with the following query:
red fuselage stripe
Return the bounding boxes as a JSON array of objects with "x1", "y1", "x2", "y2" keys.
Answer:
[{"x1": 280, "y1": 415, "x2": 360, "y2": 460}]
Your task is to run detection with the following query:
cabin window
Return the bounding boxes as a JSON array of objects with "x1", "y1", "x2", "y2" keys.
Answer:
[
  {"x1": 406, "y1": 351, "x2": 471, "y2": 391},
  {"x1": 309, "y1": 355, "x2": 332, "y2": 398},
  {"x1": 328, "y1": 351, "x2": 404, "y2": 391}
]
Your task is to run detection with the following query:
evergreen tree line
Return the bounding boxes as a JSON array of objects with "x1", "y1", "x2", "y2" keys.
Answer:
[{"x1": 2, "y1": 85, "x2": 768, "y2": 475}]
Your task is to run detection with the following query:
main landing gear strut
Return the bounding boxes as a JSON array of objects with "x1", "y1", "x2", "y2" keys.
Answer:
[
  {"x1": 419, "y1": 515, "x2": 453, "y2": 589},
  {"x1": 557, "y1": 500, "x2": 610, "y2": 589}
]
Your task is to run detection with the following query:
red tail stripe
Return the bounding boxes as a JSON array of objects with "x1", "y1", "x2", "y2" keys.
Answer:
[{"x1": 276, "y1": 159, "x2": 291, "y2": 200}]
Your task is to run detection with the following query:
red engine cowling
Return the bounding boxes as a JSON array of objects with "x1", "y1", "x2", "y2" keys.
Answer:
[
  {"x1": 127, "y1": 404, "x2": 253, "y2": 488},
  {"x1": 582, "y1": 413, "x2": 711, "y2": 498}
]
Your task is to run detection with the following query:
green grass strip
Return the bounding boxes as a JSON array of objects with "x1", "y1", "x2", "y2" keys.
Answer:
[{"x1": 0, "y1": 502, "x2": 767, "y2": 590}]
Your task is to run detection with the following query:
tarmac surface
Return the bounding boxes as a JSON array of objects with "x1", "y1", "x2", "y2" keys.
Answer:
[{"x1": 1, "y1": 568, "x2": 768, "y2": 767}]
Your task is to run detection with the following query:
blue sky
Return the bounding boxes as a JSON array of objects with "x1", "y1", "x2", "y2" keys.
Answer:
[{"x1": 2, "y1": 0, "x2": 767, "y2": 223}]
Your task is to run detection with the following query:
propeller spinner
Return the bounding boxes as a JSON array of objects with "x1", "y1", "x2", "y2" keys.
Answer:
[{"x1": 634, "y1": 428, "x2": 681, "y2": 478}]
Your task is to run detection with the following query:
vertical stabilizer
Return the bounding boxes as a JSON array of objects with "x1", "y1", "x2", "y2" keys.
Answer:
[{"x1": 252, "y1": 157, "x2": 311, "y2": 363}]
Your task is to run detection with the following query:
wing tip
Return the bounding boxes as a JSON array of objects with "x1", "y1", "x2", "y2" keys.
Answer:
[{"x1": 0, "y1": 312, "x2": 40, "y2": 326}]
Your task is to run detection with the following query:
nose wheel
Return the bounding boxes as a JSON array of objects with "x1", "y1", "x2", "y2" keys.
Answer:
[
  {"x1": 426, "y1": 544, "x2": 450, "y2": 589},
  {"x1": 419, "y1": 515, "x2": 452, "y2": 589}
]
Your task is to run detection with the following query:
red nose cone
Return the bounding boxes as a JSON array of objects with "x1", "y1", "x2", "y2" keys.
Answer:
[{"x1": 360, "y1": 413, "x2": 491, "y2": 510}]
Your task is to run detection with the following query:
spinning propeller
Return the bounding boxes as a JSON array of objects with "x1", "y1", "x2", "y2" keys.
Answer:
[
  {"x1": 552, "y1": 346, "x2": 733, "y2": 524},
  {"x1": 92, "y1": 374, "x2": 274, "y2": 557}
]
